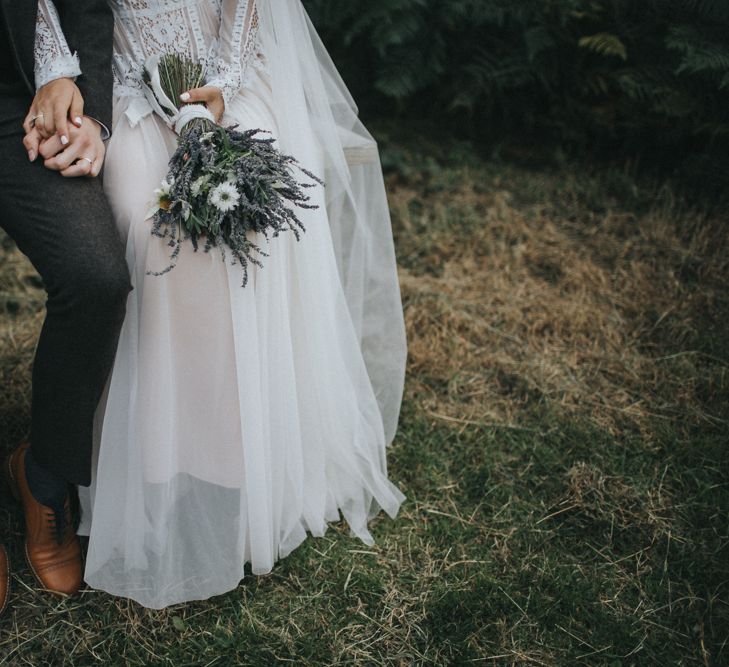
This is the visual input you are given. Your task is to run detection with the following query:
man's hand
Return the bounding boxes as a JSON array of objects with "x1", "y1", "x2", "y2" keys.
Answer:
[
  {"x1": 23, "y1": 78, "x2": 84, "y2": 145},
  {"x1": 24, "y1": 118, "x2": 105, "y2": 178},
  {"x1": 180, "y1": 86, "x2": 225, "y2": 123}
]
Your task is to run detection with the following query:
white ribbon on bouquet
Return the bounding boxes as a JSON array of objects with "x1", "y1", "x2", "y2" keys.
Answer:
[{"x1": 124, "y1": 54, "x2": 215, "y2": 134}]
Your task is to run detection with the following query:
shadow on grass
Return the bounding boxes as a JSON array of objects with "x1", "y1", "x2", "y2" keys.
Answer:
[{"x1": 395, "y1": 406, "x2": 727, "y2": 664}]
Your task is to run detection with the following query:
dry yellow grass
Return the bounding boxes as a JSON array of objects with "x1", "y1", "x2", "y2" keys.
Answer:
[{"x1": 390, "y1": 163, "x2": 728, "y2": 437}]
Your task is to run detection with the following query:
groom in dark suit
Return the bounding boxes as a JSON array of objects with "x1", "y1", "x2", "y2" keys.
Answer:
[{"x1": 0, "y1": 0, "x2": 130, "y2": 612}]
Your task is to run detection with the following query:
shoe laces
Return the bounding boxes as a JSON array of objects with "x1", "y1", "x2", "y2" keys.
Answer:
[{"x1": 44, "y1": 503, "x2": 71, "y2": 546}]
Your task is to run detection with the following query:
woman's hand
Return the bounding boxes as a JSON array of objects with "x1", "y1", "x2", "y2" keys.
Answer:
[
  {"x1": 24, "y1": 118, "x2": 105, "y2": 178},
  {"x1": 180, "y1": 86, "x2": 225, "y2": 123},
  {"x1": 23, "y1": 78, "x2": 84, "y2": 144}
]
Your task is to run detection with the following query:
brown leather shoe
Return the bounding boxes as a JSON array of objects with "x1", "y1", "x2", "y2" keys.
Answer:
[
  {"x1": 0, "y1": 545, "x2": 8, "y2": 616},
  {"x1": 6, "y1": 443, "x2": 83, "y2": 597}
]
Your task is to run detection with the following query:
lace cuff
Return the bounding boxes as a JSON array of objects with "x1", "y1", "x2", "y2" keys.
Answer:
[
  {"x1": 35, "y1": 54, "x2": 82, "y2": 90},
  {"x1": 205, "y1": 57, "x2": 264, "y2": 109},
  {"x1": 206, "y1": 55, "x2": 266, "y2": 109},
  {"x1": 34, "y1": 0, "x2": 82, "y2": 91},
  {"x1": 204, "y1": 60, "x2": 242, "y2": 109}
]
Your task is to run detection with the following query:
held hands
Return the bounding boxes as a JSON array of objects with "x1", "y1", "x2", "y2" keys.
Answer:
[
  {"x1": 23, "y1": 78, "x2": 105, "y2": 178},
  {"x1": 180, "y1": 86, "x2": 225, "y2": 123},
  {"x1": 24, "y1": 119, "x2": 105, "y2": 178}
]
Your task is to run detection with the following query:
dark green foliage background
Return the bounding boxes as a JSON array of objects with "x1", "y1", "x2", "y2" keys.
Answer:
[{"x1": 304, "y1": 0, "x2": 729, "y2": 188}]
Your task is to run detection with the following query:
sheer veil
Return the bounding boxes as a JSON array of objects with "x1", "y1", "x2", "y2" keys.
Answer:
[{"x1": 256, "y1": 1, "x2": 407, "y2": 443}]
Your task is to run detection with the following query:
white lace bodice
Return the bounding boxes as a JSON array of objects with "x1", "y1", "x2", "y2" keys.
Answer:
[{"x1": 35, "y1": 0, "x2": 262, "y2": 109}]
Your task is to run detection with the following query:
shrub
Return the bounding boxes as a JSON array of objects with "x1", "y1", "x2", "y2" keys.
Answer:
[{"x1": 304, "y1": 0, "x2": 729, "y2": 186}]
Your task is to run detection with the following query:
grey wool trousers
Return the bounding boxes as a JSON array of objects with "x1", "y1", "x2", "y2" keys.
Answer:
[{"x1": 0, "y1": 91, "x2": 132, "y2": 487}]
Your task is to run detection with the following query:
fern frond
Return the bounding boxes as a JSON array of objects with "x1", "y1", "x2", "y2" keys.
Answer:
[
  {"x1": 578, "y1": 33, "x2": 628, "y2": 61},
  {"x1": 666, "y1": 26, "x2": 729, "y2": 76}
]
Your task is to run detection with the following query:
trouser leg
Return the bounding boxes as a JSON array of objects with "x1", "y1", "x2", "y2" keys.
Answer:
[{"x1": 0, "y1": 97, "x2": 131, "y2": 486}]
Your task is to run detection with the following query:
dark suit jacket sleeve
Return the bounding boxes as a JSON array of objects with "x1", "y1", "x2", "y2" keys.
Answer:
[{"x1": 53, "y1": 0, "x2": 114, "y2": 132}]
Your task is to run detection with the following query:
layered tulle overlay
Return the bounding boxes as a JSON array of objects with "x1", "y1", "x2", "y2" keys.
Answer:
[{"x1": 76, "y1": 1, "x2": 407, "y2": 609}]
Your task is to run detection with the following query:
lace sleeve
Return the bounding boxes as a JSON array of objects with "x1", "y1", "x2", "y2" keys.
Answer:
[
  {"x1": 205, "y1": 0, "x2": 263, "y2": 108},
  {"x1": 34, "y1": 0, "x2": 82, "y2": 91}
]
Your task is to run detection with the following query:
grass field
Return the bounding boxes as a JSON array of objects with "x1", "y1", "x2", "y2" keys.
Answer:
[{"x1": 0, "y1": 131, "x2": 727, "y2": 666}]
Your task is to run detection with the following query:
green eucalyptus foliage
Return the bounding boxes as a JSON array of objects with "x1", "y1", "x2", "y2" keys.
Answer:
[{"x1": 304, "y1": 0, "x2": 729, "y2": 179}]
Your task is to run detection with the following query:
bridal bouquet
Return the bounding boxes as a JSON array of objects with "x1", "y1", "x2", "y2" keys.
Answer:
[{"x1": 142, "y1": 54, "x2": 323, "y2": 286}]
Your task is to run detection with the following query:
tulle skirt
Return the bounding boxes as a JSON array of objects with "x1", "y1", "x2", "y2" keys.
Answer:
[{"x1": 77, "y1": 60, "x2": 406, "y2": 609}]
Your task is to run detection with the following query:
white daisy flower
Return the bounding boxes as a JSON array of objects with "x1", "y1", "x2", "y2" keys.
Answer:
[
  {"x1": 209, "y1": 181, "x2": 240, "y2": 212},
  {"x1": 152, "y1": 176, "x2": 175, "y2": 215},
  {"x1": 154, "y1": 177, "x2": 174, "y2": 199}
]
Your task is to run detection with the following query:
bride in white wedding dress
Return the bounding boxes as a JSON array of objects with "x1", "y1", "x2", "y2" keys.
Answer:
[{"x1": 35, "y1": 0, "x2": 407, "y2": 608}]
